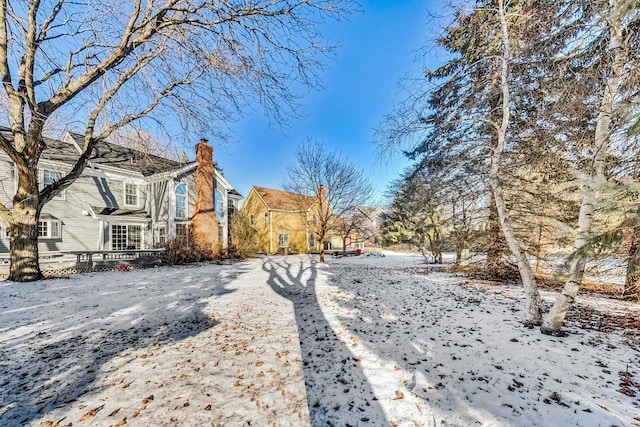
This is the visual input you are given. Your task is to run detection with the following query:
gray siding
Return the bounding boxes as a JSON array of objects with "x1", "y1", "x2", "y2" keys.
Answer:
[{"x1": 0, "y1": 159, "x2": 13, "y2": 253}]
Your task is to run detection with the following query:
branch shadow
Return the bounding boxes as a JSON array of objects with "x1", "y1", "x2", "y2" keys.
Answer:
[
  {"x1": 0, "y1": 263, "x2": 248, "y2": 426},
  {"x1": 262, "y1": 256, "x2": 388, "y2": 426}
]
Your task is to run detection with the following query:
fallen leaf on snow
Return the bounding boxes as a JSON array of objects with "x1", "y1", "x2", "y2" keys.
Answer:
[
  {"x1": 395, "y1": 391, "x2": 404, "y2": 399},
  {"x1": 79, "y1": 409, "x2": 97, "y2": 421}
]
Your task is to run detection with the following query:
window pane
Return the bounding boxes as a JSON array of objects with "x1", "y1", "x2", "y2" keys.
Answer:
[
  {"x1": 176, "y1": 184, "x2": 187, "y2": 219},
  {"x1": 43, "y1": 170, "x2": 62, "y2": 186},
  {"x1": 51, "y1": 221, "x2": 60, "y2": 238},
  {"x1": 38, "y1": 221, "x2": 47, "y2": 237},
  {"x1": 112, "y1": 225, "x2": 127, "y2": 250},
  {"x1": 125, "y1": 183, "x2": 138, "y2": 205},
  {"x1": 215, "y1": 189, "x2": 224, "y2": 221},
  {"x1": 127, "y1": 225, "x2": 141, "y2": 249},
  {"x1": 176, "y1": 223, "x2": 189, "y2": 242}
]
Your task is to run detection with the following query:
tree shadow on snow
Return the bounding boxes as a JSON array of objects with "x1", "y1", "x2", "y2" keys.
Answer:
[
  {"x1": 262, "y1": 257, "x2": 388, "y2": 426},
  {"x1": 0, "y1": 263, "x2": 249, "y2": 426}
]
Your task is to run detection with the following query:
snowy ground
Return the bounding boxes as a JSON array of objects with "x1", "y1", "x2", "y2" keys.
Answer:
[{"x1": 1, "y1": 252, "x2": 639, "y2": 426}]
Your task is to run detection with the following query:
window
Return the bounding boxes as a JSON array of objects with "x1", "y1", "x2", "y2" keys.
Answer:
[
  {"x1": 250, "y1": 214, "x2": 255, "y2": 226},
  {"x1": 153, "y1": 224, "x2": 166, "y2": 247},
  {"x1": 215, "y1": 189, "x2": 225, "y2": 221},
  {"x1": 41, "y1": 169, "x2": 65, "y2": 199},
  {"x1": 125, "y1": 183, "x2": 138, "y2": 206},
  {"x1": 264, "y1": 212, "x2": 268, "y2": 223},
  {"x1": 228, "y1": 200, "x2": 236, "y2": 218},
  {"x1": 176, "y1": 223, "x2": 189, "y2": 242},
  {"x1": 309, "y1": 234, "x2": 315, "y2": 248},
  {"x1": 278, "y1": 233, "x2": 289, "y2": 248},
  {"x1": 176, "y1": 183, "x2": 187, "y2": 219},
  {"x1": 38, "y1": 219, "x2": 61, "y2": 239},
  {"x1": 312, "y1": 214, "x2": 318, "y2": 226},
  {"x1": 111, "y1": 224, "x2": 142, "y2": 250}
]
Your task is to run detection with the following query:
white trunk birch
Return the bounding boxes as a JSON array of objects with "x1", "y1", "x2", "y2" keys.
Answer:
[
  {"x1": 489, "y1": 0, "x2": 543, "y2": 325},
  {"x1": 542, "y1": 0, "x2": 627, "y2": 333}
]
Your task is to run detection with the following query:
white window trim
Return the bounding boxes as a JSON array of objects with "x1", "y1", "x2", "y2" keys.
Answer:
[
  {"x1": 175, "y1": 183, "x2": 188, "y2": 220},
  {"x1": 153, "y1": 223, "x2": 167, "y2": 246},
  {"x1": 40, "y1": 169, "x2": 65, "y2": 200},
  {"x1": 0, "y1": 223, "x2": 5, "y2": 239},
  {"x1": 215, "y1": 188, "x2": 225, "y2": 221},
  {"x1": 38, "y1": 219, "x2": 61, "y2": 239},
  {"x1": 123, "y1": 182, "x2": 140, "y2": 208},
  {"x1": 175, "y1": 221, "x2": 190, "y2": 242},
  {"x1": 278, "y1": 233, "x2": 289, "y2": 248},
  {"x1": 110, "y1": 223, "x2": 145, "y2": 251}
]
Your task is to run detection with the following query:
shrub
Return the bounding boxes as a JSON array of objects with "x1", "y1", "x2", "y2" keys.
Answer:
[
  {"x1": 227, "y1": 213, "x2": 263, "y2": 258},
  {"x1": 161, "y1": 237, "x2": 217, "y2": 265}
]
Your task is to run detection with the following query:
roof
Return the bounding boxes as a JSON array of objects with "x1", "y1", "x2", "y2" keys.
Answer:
[
  {"x1": 0, "y1": 128, "x2": 241, "y2": 198},
  {"x1": 252, "y1": 186, "x2": 317, "y2": 211},
  {"x1": 91, "y1": 206, "x2": 150, "y2": 218},
  {"x1": 0, "y1": 127, "x2": 80, "y2": 163},
  {"x1": 67, "y1": 132, "x2": 184, "y2": 176}
]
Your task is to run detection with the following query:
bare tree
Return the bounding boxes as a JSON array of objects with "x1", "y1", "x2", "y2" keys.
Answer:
[
  {"x1": 0, "y1": 0, "x2": 354, "y2": 281},
  {"x1": 285, "y1": 140, "x2": 373, "y2": 262}
]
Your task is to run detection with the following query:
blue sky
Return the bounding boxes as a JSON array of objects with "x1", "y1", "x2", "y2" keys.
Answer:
[{"x1": 214, "y1": 0, "x2": 444, "y2": 205}]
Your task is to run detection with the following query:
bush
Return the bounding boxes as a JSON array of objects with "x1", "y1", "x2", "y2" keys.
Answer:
[
  {"x1": 161, "y1": 237, "x2": 218, "y2": 265},
  {"x1": 227, "y1": 213, "x2": 263, "y2": 258}
]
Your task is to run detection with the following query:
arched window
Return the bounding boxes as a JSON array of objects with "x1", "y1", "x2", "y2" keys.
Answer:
[
  {"x1": 176, "y1": 183, "x2": 187, "y2": 219},
  {"x1": 215, "y1": 188, "x2": 225, "y2": 221}
]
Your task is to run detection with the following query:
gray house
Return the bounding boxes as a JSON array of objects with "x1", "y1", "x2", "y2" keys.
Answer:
[{"x1": 0, "y1": 128, "x2": 242, "y2": 255}]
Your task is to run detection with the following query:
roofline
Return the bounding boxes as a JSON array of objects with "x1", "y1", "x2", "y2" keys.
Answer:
[
  {"x1": 145, "y1": 162, "x2": 197, "y2": 182},
  {"x1": 250, "y1": 186, "x2": 271, "y2": 210},
  {"x1": 249, "y1": 185, "x2": 317, "y2": 211}
]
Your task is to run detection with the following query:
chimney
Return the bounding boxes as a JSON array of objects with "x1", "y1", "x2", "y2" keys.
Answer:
[
  {"x1": 318, "y1": 185, "x2": 326, "y2": 201},
  {"x1": 191, "y1": 138, "x2": 219, "y2": 253}
]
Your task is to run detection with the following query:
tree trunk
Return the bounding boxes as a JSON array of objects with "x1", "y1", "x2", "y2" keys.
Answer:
[
  {"x1": 541, "y1": 192, "x2": 594, "y2": 333},
  {"x1": 535, "y1": 222, "x2": 543, "y2": 273},
  {"x1": 542, "y1": 1, "x2": 624, "y2": 334},
  {"x1": 624, "y1": 244, "x2": 640, "y2": 301},
  {"x1": 490, "y1": 0, "x2": 542, "y2": 326},
  {"x1": 8, "y1": 201, "x2": 43, "y2": 281}
]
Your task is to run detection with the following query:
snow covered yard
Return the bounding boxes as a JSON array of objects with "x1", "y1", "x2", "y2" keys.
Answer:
[{"x1": 0, "y1": 252, "x2": 639, "y2": 426}]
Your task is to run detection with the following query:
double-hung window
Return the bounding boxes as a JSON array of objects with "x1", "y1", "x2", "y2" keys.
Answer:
[
  {"x1": 38, "y1": 218, "x2": 61, "y2": 239},
  {"x1": 278, "y1": 233, "x2": 289, "y2": 248},
  {"x1": 41, "y1": 169, "x2": 65, "y2": 199},
  {"x1": 125, "y1": 183, "x2": 139, "y2": 207}
]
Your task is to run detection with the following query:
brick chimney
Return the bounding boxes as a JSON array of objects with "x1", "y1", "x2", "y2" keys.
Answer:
[
  {"x1": 191, "y1": 138, "x2": 219, "y2": 253},
  {"x1": 318, "y1": 185, "x2": 326, "y2": 201}
]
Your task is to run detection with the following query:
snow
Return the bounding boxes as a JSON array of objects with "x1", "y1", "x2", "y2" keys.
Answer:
[{"x1": 1, "y1": 252, "x2": 639, "y2": 426}]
